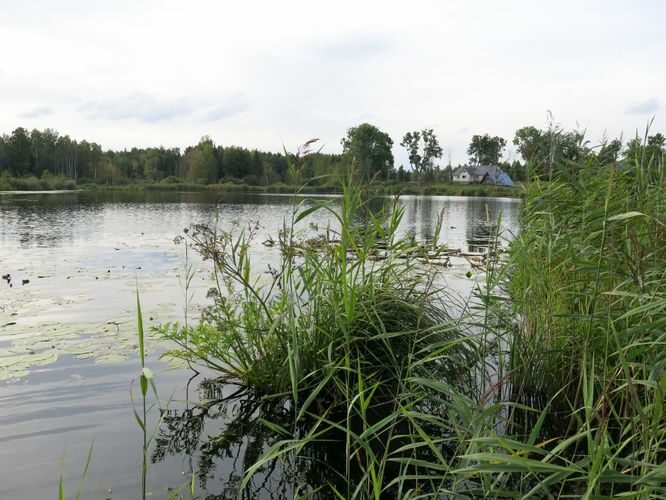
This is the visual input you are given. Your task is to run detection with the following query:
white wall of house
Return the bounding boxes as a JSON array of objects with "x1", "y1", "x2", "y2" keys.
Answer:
[{"x1": 453, "y1": 169, "x2": 472, "y2": 183}]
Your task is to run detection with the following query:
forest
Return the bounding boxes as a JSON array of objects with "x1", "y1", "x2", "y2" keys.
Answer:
[{"x1": 0, "y1": 122, "x2": 664, "y2": 189}]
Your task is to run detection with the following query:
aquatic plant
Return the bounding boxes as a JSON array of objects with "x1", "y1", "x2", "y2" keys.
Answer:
[
  {"x1": 159, "y1": 171, "x2": 480, "y2": 496},
  {"x1": 443, "y1": 130, "x2": 666, "y2": 498},
  {"x1": 157, "y1": 136, "x2": 665, "y2": 497}
]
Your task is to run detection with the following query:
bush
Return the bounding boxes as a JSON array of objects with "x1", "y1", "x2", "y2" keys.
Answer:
[{"x1": 160, "y1": 176, "x2": 182, "y2": 184}]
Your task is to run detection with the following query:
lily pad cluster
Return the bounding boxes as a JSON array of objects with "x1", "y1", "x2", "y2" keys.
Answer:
[{"x1": 0, "y1": 301, "x2": 201, "y2": 382}]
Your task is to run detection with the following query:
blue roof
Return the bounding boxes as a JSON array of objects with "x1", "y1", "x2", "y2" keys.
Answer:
[{"x1": 484, "y1": 170, "x2": 515, "y2": 186}]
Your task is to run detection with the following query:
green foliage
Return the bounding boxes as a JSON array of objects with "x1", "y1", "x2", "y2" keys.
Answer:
[
  {"x1": 501, "y1": 146, "x2": 666, "y2": 496},
  {"x1": 158, "y1": 141, "x2": 664, "y2": 497},
  {"x1": 400, "y1": 129, "x2": 443, "y2": 181},
  {"x1": 341, "y1": 123, "x2": 394, "y2": 182},
  {"x1": 159, "y1": 170, "x2": 483, "y2": 496},
  {"x1": 0, "y1": 174, "x2": 76, "y2": 191},
  {"x1": 597, "y1": 138, "x2": 622, "y2": 164},
  {"x1": 0, "y1": 126, "x2": 294, "y2": 186},
  {"x1": 184, "y1": 137, "x2": 218, "y2": 184},
  {"x1": 513, "y1": 123, "x2": 603, "y2": 179},
  {"x1": 623, "y1": 132, "x2": 665, "y2": 166},
  {"x1": 467, "y1": 133, "x2": 507, "y2": 165},
  {"x1": 161, "y1": 181, "x2": 472, "y2": 392}
]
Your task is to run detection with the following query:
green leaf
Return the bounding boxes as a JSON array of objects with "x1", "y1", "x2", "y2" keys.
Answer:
[
  {"x1": 136, "y1": 288, "x2": 145, "y2": 368},
  {"x1": 294, "y1": 202, "x2": 325, "y2": 224},
  {"x1": 607, "y1": 211, "x2": 646, "y2": 221},
  {"x1": 259, "y1": 418, "x2": 292, "y2": 437},
  {"x1": 140, "y1": 373, "x2": 148, "y2": 397}
]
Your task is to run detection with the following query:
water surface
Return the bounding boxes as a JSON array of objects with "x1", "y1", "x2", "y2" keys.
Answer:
[{"x1": 0, "y1": 190, "x2": 519, "y2": 498}]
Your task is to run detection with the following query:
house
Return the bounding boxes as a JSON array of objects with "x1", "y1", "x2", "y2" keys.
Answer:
[{"x1": 452, "y1": 165, "x2": 514, "y2": 187}]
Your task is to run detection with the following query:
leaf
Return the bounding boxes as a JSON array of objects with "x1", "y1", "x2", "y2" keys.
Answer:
[
  {"x1": 136, "y1": 288, "x2": 145, "y2": 368},
  {"x1": 294, "y1": 202, "x2": 325, "y2": 224},
  {"x1": 142, "y1": 366, "x2": 159, "y2": 399},
  {"x1": 259, "y1": 418, "x2": 292, "y2": 437},
  {"x1": 607, "y1": 211, "x2": 646, "y2": 221},
  {"x1": 140, "y1": 373, "x2": 148, "y2": 397}
]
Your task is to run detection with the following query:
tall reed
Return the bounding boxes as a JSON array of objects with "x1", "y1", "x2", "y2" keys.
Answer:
[
  {"x1": 457, "y1": 134, "x2": 666, "y2": 497},
  {"x1": 159, "y1": 141, "x2": 665, "y2": 497}
]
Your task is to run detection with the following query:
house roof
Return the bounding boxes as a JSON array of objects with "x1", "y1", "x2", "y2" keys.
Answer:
[
  {"x1": 454, "y1": 164, "x2": 515, "y2": 186},
  {"x1": 484, "y1": 170, "x2": 515, "y2": 187},
  {"x1": 454, "y1": 165, "x2": 498, "y2": 177}
]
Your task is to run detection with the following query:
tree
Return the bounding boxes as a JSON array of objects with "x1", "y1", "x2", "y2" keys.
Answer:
[
  {"x1": 6, "y1": 127, "x2": 33, "y2": 176},
  {"x1": 341, "y1": 123, "x2": 394, "y2": 182},
  {"x1": 513, "y1": 126, "x2": 543, "y2": 163},
  {"x1": 77, "y1": 140, "x2": 103, "y2": 180},
  {"x1": 221, "y1": 146, "x2": 251, "y2": 179},
  {"x1": 647, "y1": 133, "x2": 665, "y2": 164},
  {"x1": 623, "y1": 133, "x2": 666, "y2": 165},
  {"x1": 513, "y1": 125, "x2": 591, "y2": 179},
  {"x1": 597, "y1": 139, "x2": 622, "y2": 164},
  {"x1": 0, "y1": 134, "x2": 7, "y2": 172},
  {"x1": 467, "y1": 134, "x2": 506, "y2": 165},
  {"x1": 400, "y1": 129, "x2": 443, "y2": 182},
  {"x1": 185, "y1": 138, "x2": 217, "y2": 184}
]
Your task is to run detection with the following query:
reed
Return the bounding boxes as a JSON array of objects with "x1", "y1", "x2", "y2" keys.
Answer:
[{"x1": 158, "y1": 139, "x2": 665, "y2": 497}]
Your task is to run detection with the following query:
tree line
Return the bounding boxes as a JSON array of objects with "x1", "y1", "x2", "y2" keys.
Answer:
[{"x1": 0, "y1": 124, "x2": 663, "y2": 186}]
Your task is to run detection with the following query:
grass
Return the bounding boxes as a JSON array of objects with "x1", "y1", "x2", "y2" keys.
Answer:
[
  {"x1": 377, "y1": 180, "x2": 521, "y2": 198},
  {"x1": 0, "y1": 174, "x2": 76, "y2": 191},
  {"x1": 156, "y1": 143, "x2": 665, "y2": 497},
  {"x1": 159, "y1": 172, "x2": 478, "y2": 496},
  {"x1": 77, "y1": 179, "x2": 522, "y2": 197},
  {"x1": 498, "y1": 145, "x2": 666, "y2": 496}
]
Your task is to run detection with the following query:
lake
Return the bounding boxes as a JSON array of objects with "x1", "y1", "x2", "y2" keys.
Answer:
[{"x1": 0, "y1": 190, "x2": 520, "y2": 499}]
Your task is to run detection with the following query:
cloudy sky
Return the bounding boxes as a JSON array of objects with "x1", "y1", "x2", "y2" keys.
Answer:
[{"x1": 1, "y1": 0, "x2": 664, "y2": 165}]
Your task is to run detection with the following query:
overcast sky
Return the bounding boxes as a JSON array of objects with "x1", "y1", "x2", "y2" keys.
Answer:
[{"x1": 1, "y1": 0, "x2": 664, "y2": 165}]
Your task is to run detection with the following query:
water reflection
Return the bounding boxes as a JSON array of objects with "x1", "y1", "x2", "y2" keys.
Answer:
[
  {"x1": 0, "y1": 190, "x2": 520, "y2": 498},
  {"x1": 152, "y1": 373, "x2": 464, "y2": 499},
  {"x1": 152, "y1": 379, "x2": 349, "y2": 499},
  {"x1": 399, "y1": 195, "x2": 518, "y2": 254},
  {"x1": 464, "y1": 202, "x2": 499, "y2": 254},
  {"x1": 0, "y1": 191, "x2": 519, "y2": 254}
]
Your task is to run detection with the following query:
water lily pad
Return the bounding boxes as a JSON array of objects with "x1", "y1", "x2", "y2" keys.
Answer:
[
  {"x1": 95, "y1": 353, "x2": 128, "y2": 364},
  {"x1": 0, "y1": 369, "x2": 29, "y2": 381},
  {"x1": 0, "y1": 350, "x2": 58, "y2": 375},
  {"x1": 24, "y1": 350, "x2": 59, "y2": 367},
  {"x1": 165, "y1": 357, "x2": 191, "y2": 370},
  {"x1": 0, "y1": 354, "x2": 26, "y2": 368}
]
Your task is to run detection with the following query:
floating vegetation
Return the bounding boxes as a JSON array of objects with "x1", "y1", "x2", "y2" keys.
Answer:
[
  {"x1": 0, "y1": 298, "x2": 201, "y2": 381},
  {"x1": 0, "y1": 349, "x2": 58, "y2": 381}
]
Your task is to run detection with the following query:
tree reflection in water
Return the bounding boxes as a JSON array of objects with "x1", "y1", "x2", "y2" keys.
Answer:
[{"x1": 151, "y1": 377, "x2": 349, "y2": 499}]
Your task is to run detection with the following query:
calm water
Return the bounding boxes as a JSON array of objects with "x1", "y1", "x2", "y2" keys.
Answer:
[{"x1": 0, "y1": 190, "x2": 520, "y2": 499}]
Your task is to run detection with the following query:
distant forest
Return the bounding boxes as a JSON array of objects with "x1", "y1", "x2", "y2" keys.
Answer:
[{"x1": 0, "y1": 123, "x2": 663, "y2": 187}]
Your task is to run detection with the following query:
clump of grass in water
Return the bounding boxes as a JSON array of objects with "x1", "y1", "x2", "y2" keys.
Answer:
[
  {"x1": 457, "y1": 127, "x2": 666, "y2": 497},
  {"x1": 159, "y1": 135, "x2": 665, "y2": 498},
  {"x1": 159, "y1": 160, "x2": 478, "y2": 496}
]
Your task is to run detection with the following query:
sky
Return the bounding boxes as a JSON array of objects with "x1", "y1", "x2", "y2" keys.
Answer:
[{"x1": 1, "y1": 0, "x2": 665, "y2": 166}]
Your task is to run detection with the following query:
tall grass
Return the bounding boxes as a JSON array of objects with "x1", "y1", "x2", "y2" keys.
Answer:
[
  {"x1": 131, "y1": 290, "x2": 161, "y2": 500},
  {"x1": 159, "y1": 143, "x2": 665, "y2": 497},
  {"x1": 160, "y1": 175, "x2": 479, "y2": 496},
  {"x1": 497, "y1": 142, "x2": 666, "y2": 496},
  {"x1": 0, "y1": 174, "x2": 76, "y2": 191}
]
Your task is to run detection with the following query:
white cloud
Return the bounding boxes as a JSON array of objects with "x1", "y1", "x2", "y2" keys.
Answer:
[
  {"x1": 19, "y1": 106, "x2": 53, "y2": 119},
  {"x1": 1, "y1": 0, "x2": 664, "y2": 164},
  {"x1": 79, "y1": 94, "x2": 192, "y2": 123},
  {"x1": 626, "y1": 97, "x2": 661, "y2": 115}
]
